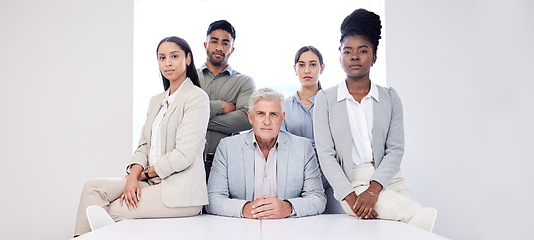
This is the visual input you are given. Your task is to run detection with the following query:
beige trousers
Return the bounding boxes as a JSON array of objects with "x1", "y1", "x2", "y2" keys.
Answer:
[
  {"x1": 340, "y1": 163, "x2": 422, "y2": 223},
  {"x1": 74, "y1": 177, "x2": 202, "y2": 236}
]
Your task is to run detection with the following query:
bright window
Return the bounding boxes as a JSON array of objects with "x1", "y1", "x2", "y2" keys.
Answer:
[{"x1": 133, "y1": 0, "x2": 386, "y2": 149}]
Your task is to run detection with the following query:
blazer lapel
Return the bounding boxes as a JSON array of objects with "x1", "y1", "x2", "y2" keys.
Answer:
[
  {"x1": 243, "y1": 131, "x2": 256, "y2": 201},
  {"x1": 333, "y1": 97, "x2": 353, "y2": 160},
  {"x1": 166, "y1": 79, "x2": 192, "y2": 118},
  {"x1": 147, "y1": 92, "x2": 166, "y2": 126},
  {"x1": 372, "y1": 87, "x2": 387, "y2": 157},
  {"x1": 144, "y1": 92, "x2": 166, "y2": 148},
  {"x1": 159, "y1": 79, "x2": 192, "y2": 153},
  {"x1": 276, "y1": 132, "x2": 289, "y2": 199}
]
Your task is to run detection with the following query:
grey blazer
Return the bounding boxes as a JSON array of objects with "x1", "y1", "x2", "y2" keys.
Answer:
[
  {"x1": 206, "y1": 130, "x2": 326, "y2": 218},
  {"x1": 130, "y1": 79, "x2": 210, "y2": 208},
  {"x1": 313, "y1": 83, "x2": 404, "y2": 201}
]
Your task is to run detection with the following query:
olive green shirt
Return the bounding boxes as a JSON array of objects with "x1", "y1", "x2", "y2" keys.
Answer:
[{"x1": 198, "y1": 63, "x2": 256, "y2": 154}]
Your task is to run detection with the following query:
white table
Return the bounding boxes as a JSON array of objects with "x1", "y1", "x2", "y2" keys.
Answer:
[
  {"x1": 74, "y1": 214, "x2": 447, "y2": 240},
  {"x1": 261, "y1": 214, "x2": 448, "y2": 240},
  {"x1": 75, "y1": 215, "x2": 260, "y2": 240}
]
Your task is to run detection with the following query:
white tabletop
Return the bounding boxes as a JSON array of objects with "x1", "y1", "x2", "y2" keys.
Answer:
[
  {"x1": 261, "y1": 214, "x2": 448, "y2": 240},
  {"x1": 75, "y1": 214, "x2": 261, "y2": 240},
  {"x1": 74, "y1": 214, "x2": 447, "y2": 240}
]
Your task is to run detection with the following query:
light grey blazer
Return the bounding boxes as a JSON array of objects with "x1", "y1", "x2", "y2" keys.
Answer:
[
  {"x1": 130, "y1": 79, "x2": 210, "y2": 208},
  {"x1": 313, "y1": 84, "x2": 404, "y2": 201},
  {"x1": 206, "y1": 130, "x2": 326, "y2": 218}
]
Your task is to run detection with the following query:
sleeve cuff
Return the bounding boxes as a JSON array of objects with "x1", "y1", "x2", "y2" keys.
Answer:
[
  {"x1": 210, "y1": 100, "x2": 223, "y2": 117},
  {"x1": 284, "y1": 200, "x2": 296, "y2": 217},
  {"x1": 125, "y1": 163, "x2": 143, "y2": 174}
]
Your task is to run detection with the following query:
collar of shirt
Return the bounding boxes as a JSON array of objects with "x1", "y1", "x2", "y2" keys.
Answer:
[
  {"x1": 289, "y1": 91, "x2": 316, "y2": 105},
  {"x1": 199, "y1": 62, "x2": 233, "y2": 76},
  {"x1": 251, "y1": 132, "x2": 280, "y2": 152},
  {"x1": 337, "y1": 80, "x2": 380, "y2": 103},
  {"x1": 161, "y1": 77, "x2": 187, "y2": 106},
  {"x1": 287, "y1": 92, "x2": 316, "y2": 114}
]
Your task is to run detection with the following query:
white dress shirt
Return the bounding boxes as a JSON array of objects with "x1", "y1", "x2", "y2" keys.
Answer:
[
  {"x1": 148, "y1": 82, "x2": 185, "y2": 166},
  {"x1": 337, "y1": 81, "x2": 379, "y2": 166},
  {"x1": 252, "y1": 133, "x2": 279, "y2": 199}
]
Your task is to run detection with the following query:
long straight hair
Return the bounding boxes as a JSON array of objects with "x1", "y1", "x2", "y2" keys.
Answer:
[
  {"x1": 294, "y1": 46, "x2": 323, "y2": 90},
  {"x1": 156, "y1": 36, "x2": 200, "y2": 90}
]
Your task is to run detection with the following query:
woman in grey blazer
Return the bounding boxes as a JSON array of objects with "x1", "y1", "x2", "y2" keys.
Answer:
[
  {"x1": 74, "y1": 36, "x2": 210, "y2": 236},
  {"x1": 313, "y1": 9, "x2": 436, "y2": 230}
]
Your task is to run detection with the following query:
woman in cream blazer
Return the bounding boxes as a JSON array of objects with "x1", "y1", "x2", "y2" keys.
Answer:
[{"x1": 74, "y1": 36, "x2": 209, "y2": 236}]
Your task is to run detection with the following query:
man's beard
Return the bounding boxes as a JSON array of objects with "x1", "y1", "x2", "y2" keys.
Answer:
[{"x1": 208, "y1": 51, "x2": 227, "y2": 66}]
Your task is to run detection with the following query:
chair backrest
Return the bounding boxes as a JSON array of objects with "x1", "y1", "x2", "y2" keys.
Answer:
[
  {"x1": 408, "y1": 207, "x2": 437, "y2": 232},
  {"x1": 86, "y1": 205, "x2": 115, "y2": 231}
]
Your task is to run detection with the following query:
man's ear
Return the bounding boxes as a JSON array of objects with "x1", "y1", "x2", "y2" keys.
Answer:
[{"x1": 247, "y1": 110, "x2": 253, "y2": 125}]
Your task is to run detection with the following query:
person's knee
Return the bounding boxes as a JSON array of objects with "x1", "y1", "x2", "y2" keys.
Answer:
[
  {"x1": 375, "y1": 190, "x2": 421, "y2": 222},
  {"x1": 82, "y1": 178, "x2": 123, "y2": 200},
  {"x1": 83, "y1": 178, "x2": 106, "y2": 192}
]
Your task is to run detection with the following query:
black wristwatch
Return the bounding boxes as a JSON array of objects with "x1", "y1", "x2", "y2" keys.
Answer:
[{"x1": 144, "y1": 166, "x2": 150, "y2": 178}]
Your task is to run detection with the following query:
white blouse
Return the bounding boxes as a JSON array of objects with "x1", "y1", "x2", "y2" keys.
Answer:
[
  {"x1": 336, "y1": 81, "x2": 379, "y2": 166},
  {"x1": 148, "y1": 82, "x2": 185, "y2": 166}
]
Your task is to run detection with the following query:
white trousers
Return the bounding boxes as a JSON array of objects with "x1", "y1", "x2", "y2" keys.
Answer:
[
  {"x1": 340, "y1": 163, "x2": 422, "y2": 223},
  {"x1": 74, "y1": 177, "x2": 202, "y2": 236}
]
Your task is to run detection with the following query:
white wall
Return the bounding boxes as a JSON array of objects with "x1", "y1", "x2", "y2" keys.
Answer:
[
  {"x1": 0, "y1": 1, "x2": 133, "y2": 239},
  {"x1": 386, "y1": 0, "x2": 534, "y2": 239}
]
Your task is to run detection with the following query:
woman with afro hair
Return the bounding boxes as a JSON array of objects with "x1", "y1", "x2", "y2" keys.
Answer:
[{"x1": 313, "y1": 8, "x2": 437, "y2": 231}]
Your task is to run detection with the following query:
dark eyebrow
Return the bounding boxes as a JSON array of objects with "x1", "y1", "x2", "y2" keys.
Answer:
[
  {"x1": 158, "y1": 51, "x2": 180, "y2": 55},
  {"x1": 298, "y1": 60, "x2": 318, "y2": 63},
  {"x1": 209, "y1": 37, "x2": 219, "y2": 41},
  {"x1": 344, "y1": 45, "x2": 371, "y2": 50}
]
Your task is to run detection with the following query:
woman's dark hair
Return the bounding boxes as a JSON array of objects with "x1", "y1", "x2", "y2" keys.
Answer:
[
  {"x1": 340, "y1": 8, "x2": 382, "y2": 55},
  {"x1": 207, "y1": 20, "x2": 236, "y2": 42},
  {"x1": 294, "y1": 46, "x2": 323, "y2": 90},
  {"x1": 156, "y1": 36, "x2": 200, "y2": 90}
]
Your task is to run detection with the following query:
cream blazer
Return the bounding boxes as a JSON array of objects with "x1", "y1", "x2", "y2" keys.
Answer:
[{"x1": 130, "y1": 78, "x2": 210, "y2": 207}]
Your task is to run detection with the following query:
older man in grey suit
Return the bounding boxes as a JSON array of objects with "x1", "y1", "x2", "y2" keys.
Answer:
[{"x1": 206, "y1": 88, "x2": 326, "y2": 219}]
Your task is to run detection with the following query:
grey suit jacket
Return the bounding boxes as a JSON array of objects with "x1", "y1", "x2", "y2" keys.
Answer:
[
  {"x1": 313, "y1": 83, "x2": 404, "y2": 201},
  {"x1": 130, "y1": 79, "x2": 210, "y2": 208},
  {"x1": 206, "y1": 130, "x2": 326, "y2": 218}
]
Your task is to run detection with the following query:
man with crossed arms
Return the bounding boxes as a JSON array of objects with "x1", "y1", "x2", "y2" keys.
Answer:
[{"x1": 197, "y1": 20, "x2": 255, "y2": 179}]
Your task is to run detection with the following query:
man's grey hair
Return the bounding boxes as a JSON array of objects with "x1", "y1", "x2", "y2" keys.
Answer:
[{"x1": 248, "y1": 87, "x2": 285, "y2": 113}]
